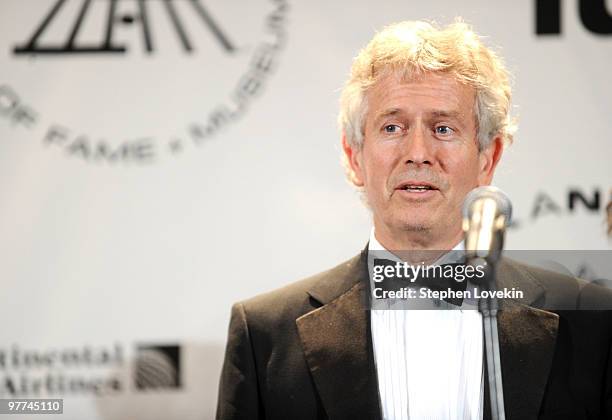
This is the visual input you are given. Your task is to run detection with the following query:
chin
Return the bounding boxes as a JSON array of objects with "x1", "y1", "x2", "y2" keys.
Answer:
[
  {"x1": 401, "y1": 224, "x2": 430, "y2": 233},
  {"x1": 397, "y1": 219, "x2": 431, "y2": 233}
]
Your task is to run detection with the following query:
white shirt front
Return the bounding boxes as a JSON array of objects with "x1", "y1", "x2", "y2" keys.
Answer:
[{"x1": 369, "y1": 231, "x2": 484, "y2": 420}]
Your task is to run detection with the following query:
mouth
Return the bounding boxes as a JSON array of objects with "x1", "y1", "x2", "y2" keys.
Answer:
[{"x1": 395, "y1": 181, "x2": 439, "y2": 194}]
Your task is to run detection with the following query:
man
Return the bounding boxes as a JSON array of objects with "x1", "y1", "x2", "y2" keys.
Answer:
[{"x1": 216, "y1": 20, "x2": 612, "y2": 419}]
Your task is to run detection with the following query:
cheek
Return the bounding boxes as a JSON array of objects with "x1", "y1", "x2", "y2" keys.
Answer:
[
  {"x1": 362, "y1": 151, "x2": 396, "y2": 199},
  {"x1": 363, "y1": 145, "x2": 394, "y2": 179},
  {"x1": 441, "y1": 154, "x2": 481, "y2": 189}
]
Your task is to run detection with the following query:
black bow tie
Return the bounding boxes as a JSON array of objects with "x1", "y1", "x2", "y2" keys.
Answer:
[{"x1": 372, "y1": 258, "x2": 468, "y2": 306}]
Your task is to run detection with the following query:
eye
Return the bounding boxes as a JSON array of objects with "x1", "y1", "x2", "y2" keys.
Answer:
[
  {"x1": 435, "y1": 125, "x2": 454, "y2": 136},
  {"x1": 383, "y1": 124, "x2": 402, "y2": 134}
]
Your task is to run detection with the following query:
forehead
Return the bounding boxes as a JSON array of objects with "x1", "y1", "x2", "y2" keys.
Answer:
[{"x1": 365, "y1": 71, "x2": 476, "y2": 122}]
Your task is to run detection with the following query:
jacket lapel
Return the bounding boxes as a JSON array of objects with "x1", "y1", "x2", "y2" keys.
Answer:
[
  {"x1": 296, "y1": 251, "x2": 383, "y2": 420},
  {"x1": 295, "y1": 253, "x2": 560, "y2": 420},
  {"x1": 483, "y1": 260, "x2": 560, "y2": 420}
]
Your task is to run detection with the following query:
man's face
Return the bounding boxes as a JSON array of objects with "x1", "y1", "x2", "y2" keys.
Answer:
[{"x1": 344, "y1": 71, "x2": 502, "y2": 247}]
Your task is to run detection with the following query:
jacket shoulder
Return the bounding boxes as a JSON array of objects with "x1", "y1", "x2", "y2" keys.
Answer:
[{"x1": 502, "y1": 258, "x2": 612, "y2": 310}]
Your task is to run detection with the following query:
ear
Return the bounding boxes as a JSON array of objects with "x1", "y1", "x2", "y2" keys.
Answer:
[
  {"x1": 477, "y1": 135, "x2": 504, "y2": 186},
  {"x1": 342, "y1": 133, "x2": 365, "y2": 187}
]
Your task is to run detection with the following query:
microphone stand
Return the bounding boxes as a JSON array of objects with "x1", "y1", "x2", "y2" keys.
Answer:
[
  {"x1": 474, "y1": 259, "x2": 505, "y2": 420},
  {"x1": 462, "y1": 185, "x2": 512, "y2": 420}
]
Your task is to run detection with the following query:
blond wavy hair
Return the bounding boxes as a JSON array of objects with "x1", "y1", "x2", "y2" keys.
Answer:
[{"x1": 339, "y1": 19, "x2": 516, "y2": 152}]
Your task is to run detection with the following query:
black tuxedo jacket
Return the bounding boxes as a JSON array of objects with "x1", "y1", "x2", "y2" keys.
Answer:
[{"x1": 216, "y1": 250, "x2": 612, "y2": 420}]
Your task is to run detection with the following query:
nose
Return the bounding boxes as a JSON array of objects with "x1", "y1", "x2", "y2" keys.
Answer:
[{"x1": 402, "y1": 124, "x2": 433, "y2": 166}]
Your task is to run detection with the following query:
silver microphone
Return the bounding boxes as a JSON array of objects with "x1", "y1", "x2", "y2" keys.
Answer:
[{"x1": 462, "y1": 186, "x2": 512, "y2": 263}]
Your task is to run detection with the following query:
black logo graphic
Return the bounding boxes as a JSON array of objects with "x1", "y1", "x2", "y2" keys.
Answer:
[
  {"x1": 14, "y1": 0, "x2": 235, "y2": 55},
  {"x1": 529, "y1": 188, "x2": 602, "y2": 220},
  {"x1": 511, "y1": 187, "x2": 612, "y2": 240},
  {"x1": 134, "y1": 344, "x2": 181, "y2": 390},
  {"x1": 536, "y1": 0, "x2": 612, "y2": 35},
  {"x1": 2, "y1": 0, "x2": 289, "y2": 165}
]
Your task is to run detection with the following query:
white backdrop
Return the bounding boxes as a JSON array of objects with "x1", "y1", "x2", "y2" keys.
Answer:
[{"x1": 1, "y1": 0, "x2": 611, "y2": 419}]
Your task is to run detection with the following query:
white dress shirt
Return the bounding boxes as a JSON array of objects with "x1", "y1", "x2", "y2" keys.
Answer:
[{"x1": 369, "y1": 231, "x2": 484, "y2": 420}]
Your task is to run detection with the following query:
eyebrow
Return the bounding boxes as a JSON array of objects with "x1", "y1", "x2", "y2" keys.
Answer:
[
  {"x1": 373, "y1": 108, "x2": 463, "y2": 124},
  {"x1": 372, "y1": 108, "x2": 402, "y2": 124},
  {"x1": 429, "y1": 110, "x2": 462, "y2": 120}
]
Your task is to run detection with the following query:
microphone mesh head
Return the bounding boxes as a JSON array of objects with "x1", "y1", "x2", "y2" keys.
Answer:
[{"x1": 462, "y1": 186, "x2": 512, "y2": 222}]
